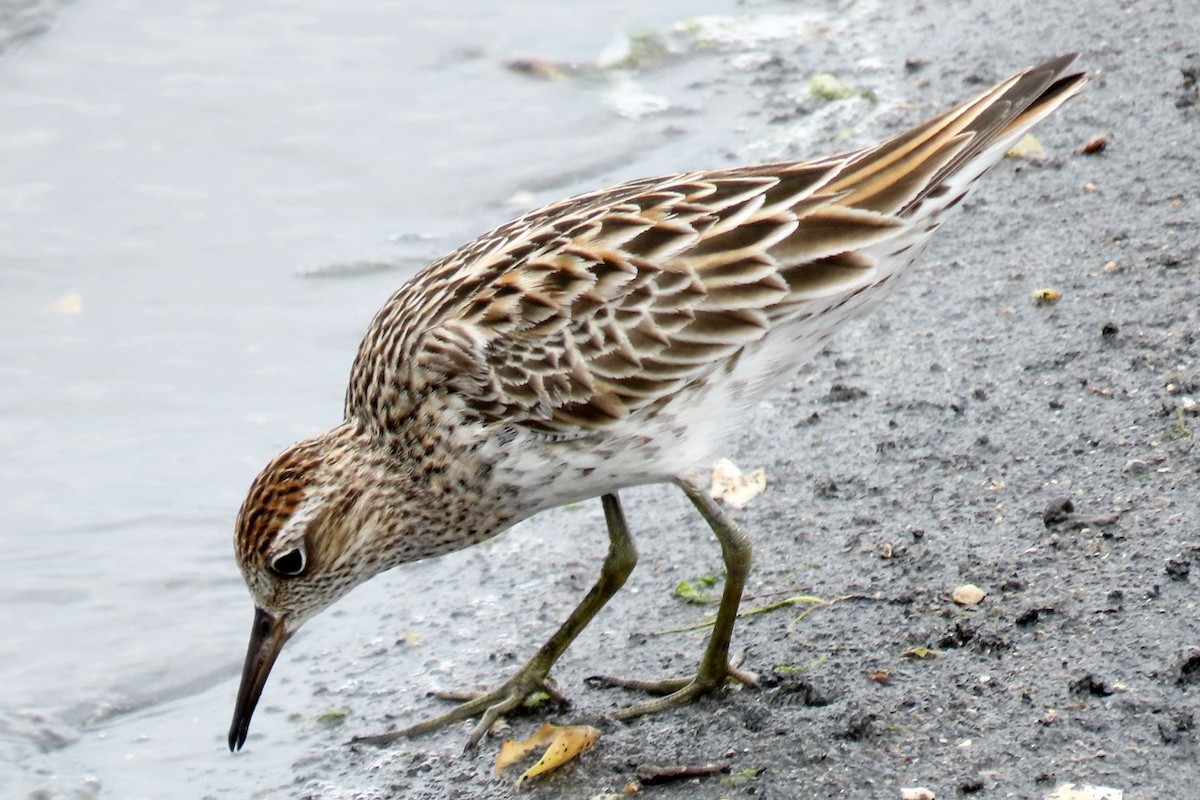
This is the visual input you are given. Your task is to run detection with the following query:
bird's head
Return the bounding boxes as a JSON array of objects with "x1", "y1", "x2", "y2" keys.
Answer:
[
  {"x1": 226, "y1": 411, "x2": 508, "y2": 751},
  {"x1": 226, "y1": 424, "x2": 394, "y2": 752}
]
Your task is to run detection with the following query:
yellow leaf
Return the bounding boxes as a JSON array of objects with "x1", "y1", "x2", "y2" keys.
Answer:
[
  {"x1": 494, "y1": 724, "x2": 552, "y2": 773},
  {"x1": 493, "y1": 722, "x2": 601, "y2": 788},
  {"x1": 902, "y1": 645, "x2": 940, "y2": 659},
  {"x1": 1032, "y1": 288, "x2": 1062, "y2": 305},
  {"x1": 515, "y1": 727, "x2": 600, "y2": 788}
]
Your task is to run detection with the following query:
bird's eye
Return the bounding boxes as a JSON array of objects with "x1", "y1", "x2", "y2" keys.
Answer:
[{"x1": 269, "y1": 547, "x2": 306, "y2": 577}]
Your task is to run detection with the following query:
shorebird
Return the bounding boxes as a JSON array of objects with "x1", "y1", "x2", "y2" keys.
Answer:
[{"x1": 228, "y1": 54, "x2": 1085, "y2": 752}]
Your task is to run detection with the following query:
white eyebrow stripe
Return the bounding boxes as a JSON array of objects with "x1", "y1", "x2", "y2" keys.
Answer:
[{"x1": 275, "y1": 491, "x2": 324, "y2": 548}]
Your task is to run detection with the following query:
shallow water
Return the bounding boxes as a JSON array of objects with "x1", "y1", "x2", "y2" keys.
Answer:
[{"x1": 0, "y1": 0, "x2": 881, "y2": 795}]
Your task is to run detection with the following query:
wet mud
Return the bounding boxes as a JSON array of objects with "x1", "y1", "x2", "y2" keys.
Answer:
[
  {"x1": 282, "y1": 3, "x2": 1200, "y2": 798},
  {"x1": 7, "y1": 0, "x2": 1200, "y2": 797}
]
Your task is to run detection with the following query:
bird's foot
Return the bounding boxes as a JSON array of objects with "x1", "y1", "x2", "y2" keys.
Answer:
[
  {"x1": 586, "y1": 656, "x2": 758, "y2": 720},
  {"x1": 351, "y1": 671, "x2": 567, "y2": 753}
]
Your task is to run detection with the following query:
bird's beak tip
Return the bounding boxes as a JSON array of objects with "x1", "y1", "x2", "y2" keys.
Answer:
[{"x1": 227, "y1": 606, "x2": 290, "y2": 753}]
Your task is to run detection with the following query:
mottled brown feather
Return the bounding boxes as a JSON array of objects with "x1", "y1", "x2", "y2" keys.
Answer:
[{"x1": 344, "y1": 56, "x2": 1086, "y2": 436}]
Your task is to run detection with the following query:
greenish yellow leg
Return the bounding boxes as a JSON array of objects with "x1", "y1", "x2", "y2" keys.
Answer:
[
  {"x1": 353, "y1": 492, "x2": 638, "y2": 752},
  {"x1": 591, "y1": 476, "x2": 758, "y2": 719}
]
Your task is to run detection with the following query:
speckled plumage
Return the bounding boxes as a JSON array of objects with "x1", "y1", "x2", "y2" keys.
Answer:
[{"x1": 229, "y1": 55, "x2": 1085, "y2": 752}]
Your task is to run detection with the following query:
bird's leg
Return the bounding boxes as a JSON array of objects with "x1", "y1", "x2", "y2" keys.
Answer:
[
  {"x1": 588, "y1": 476, "x2": 758, "y2": 717},
  {"x1": 353, "y1": 492, "x2": 638, "y2": 752}
]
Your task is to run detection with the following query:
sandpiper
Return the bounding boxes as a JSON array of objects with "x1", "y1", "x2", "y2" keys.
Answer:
[{"x1": 228, "y1": 54, "x2": 1085, "y2": 752}]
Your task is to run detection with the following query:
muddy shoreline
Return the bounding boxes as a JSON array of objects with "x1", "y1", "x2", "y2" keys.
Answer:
[
  {"x1": 221, "y1": 2, "x2": 1200, "y2": 798},
  {"x1": 10, "y1": 0, "x2": 1199, "y2": 797}
]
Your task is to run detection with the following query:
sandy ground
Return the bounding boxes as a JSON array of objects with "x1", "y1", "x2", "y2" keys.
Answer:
[{"x1": 229, "y1": 1, "x2": 1200, "y2": 798}]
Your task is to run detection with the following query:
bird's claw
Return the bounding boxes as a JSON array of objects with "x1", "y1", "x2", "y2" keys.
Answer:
[
  {"x1": 586, "y1": 657, "x2": 758, "y2": 720},
  {"x1": 350, "y1": 673, "x2": 568, "y2": 753}
]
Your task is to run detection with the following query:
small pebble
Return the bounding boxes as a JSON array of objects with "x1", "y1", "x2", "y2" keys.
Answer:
[{"x1": 1081, "y1": 132, "x2": 1110, "y2": 154}]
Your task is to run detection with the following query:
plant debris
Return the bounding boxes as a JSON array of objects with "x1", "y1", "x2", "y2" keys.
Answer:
[
  {"x1": 315, "y1": 709, "x2": 348, "y2": 725},
  {"x1": 1042, "y1": 497, "x2": 1124, "y2": 530},
  {"x1": 1032, "y1": 287, "x2": 1063, "y2": 305},
  {"x1": 902, "y1": 646, "x2": 940, "y2": 660},
  {"x1": 808, "y1": 73, "x2": 855, "y2": 101},
  {"x1": 494, "y1": 722, "x2": 601, "y2": 789},
  {"x1": 675, "y1": 574, "x2": 719, "y2": 604},
  {"x1": 867, "y1": 668, "x2": 891, "y2": 684},
  {"x1": 635, "y1": 761, "x2": 732, "y2": 785}
]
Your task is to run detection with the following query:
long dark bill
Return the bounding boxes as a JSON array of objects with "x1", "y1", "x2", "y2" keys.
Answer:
[{"x1": 228, "y1": 606, "x2": 291, "y2": 751}]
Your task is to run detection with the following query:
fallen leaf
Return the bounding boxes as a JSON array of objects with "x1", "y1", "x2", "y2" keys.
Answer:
[
  {"x1": 495, "y1": 726, "x2": 548, "y2": 771},
  {"x1": 675, "y1": 576, "x2": 718, "y2": 605},
  {"x1": 315, "y1": 709, "x2": 347, "y2": 725},
  {"x1": 494, "y1": 729, "x2": 547, "y2": 772},
  {"x1": 902, "y1": 646, "x2": 940, "y2": 660},
  {"x1": 710, "y1": 458, "x2": 766, "y2": 509},
  {"x1": 1032, "y1": 288, "x2": 1062, "y2": 305},
  {"x1": 50, "y1": 292, "x2": 83, "y2": 315},
  {"x1": 494, "y1": 722, "x2": 601, "y2": 789},
  {"x1": 1006, "y1": 133, "x2": 1045, "y2": 159},
  {"x1": 808, "y1": 73, "x2": 855, "y2": 101},
  {"x1": 515, "y1": 727, "x2": 600, "y2": 788},
  {"x1": 721, "y1": 767, "x2": 764, "y2": 785},
  {"x1": 952, "y1": 584, "x2": 986, "y2": 606}
]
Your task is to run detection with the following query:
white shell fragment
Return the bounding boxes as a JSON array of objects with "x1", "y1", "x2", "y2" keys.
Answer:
[
  {"x1": 710, "y1": 458, "x2": 767, "y2": 509},
  {"x1": 951, "y1": 584, "x2": 986, "y2": 606}
]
